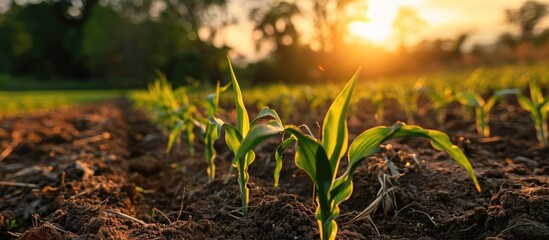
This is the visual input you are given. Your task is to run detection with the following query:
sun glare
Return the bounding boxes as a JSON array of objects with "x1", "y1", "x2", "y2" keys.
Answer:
[{"x1": 348, "y1": 0, "x2": 425, "y2": 45}]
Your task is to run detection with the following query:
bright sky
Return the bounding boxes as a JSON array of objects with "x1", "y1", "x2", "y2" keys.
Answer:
[
  {"x1": 3, "y1": 0, "x2": 547, "y2": 61},
  {"x1": 220, "y1": 0, "x2": 549, "y2": 61}
]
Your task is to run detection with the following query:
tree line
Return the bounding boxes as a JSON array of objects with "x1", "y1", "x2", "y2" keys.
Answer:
[{"x1": 0, "y1": 0, "x2": 547, "y2": 88}]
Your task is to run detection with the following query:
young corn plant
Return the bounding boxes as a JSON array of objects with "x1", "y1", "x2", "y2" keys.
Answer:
[
  {"x1": 213, "y1": 59, "x2": 283, "y2": 214},
  {"x1": 145, "y1": 73, "x2": 179, "y2": 132},
  {"x1": 426, "y1": 85, "x2": 455, "y2": 127},
  {"x1": 234, "y1": 69, "x2": 481, "y2": 240},
  {"x1": 389, "y1": 78, "x2": 424, "y2": 125},
  {"x1": 457, "y1": 89, "x2": 518, "y2": 138},
  {"x1": 146, "y1": 73, "x2": 198, "y2": 157},
  {"x1": 460, "y1": 68, "x2": 485, "y2": 122},
  {"x1": 194, "y1": 81, "x2": 230, "y2": 181},
  {"x1": 516, "y1": 77, "x2": 549, "y2": 146},
  {"x1": 165, "y1": 86, "x2": 199, "y2": 158},
  {"x1": 360, "y1": 82, "x2": 386, "y2": 124}
]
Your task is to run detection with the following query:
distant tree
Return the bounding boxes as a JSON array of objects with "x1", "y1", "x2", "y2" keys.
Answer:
[
  {"x1": 298, "y1": 0, "x2": 368, "y2": 53},
  {"x1": 505, "y1": 0, "x2": 548, "y2": 41},
  {"x1": 498, "y1": 32, "x2": 519, "y2": 49},
  {"x1": 450, "y1": 33, "x2": 469, "y2": 58},
  {"x1": 248, "y1": 1, "x2": 320, "y2": 83},
  {"x1": 0, "y1": 0, "x2": 97, "y2": 79},
  {"x1": 97, "y1": 0, "x2": 230, "y2": 84},
  {"x1": 251, "y1": 1, "x2": 300, "y2": 54},
  {"x1": 392, "y1": 6, "x2": 426, "y2": 50}
]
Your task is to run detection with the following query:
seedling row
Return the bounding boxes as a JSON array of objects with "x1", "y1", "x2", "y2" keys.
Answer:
[{"x1": 134, "y1": 60, "x2": 549, "y2": 239}]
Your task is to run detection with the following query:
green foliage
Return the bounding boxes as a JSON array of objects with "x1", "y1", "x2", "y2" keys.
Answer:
[
  {"x1": 215, "y1": 59, "x2": 284, "y2": 214},
  {"x1": 388, "y1": 78, "x2": 424, "y2": 125},
  {"x1": 516, "y1": 77, "x2": 549, "y2": 146},
  {"x1": 362, "y1": 82, "x2": 386, "y2": 124},
  {"x1": 281, "y1": 72, "x2": 479, "y2": 240},
  {"x1": 0, "y1": 2, "x2": 89, "y2": 79},
  {"x1": 146, "y1": 72, "x2": 198, "y2": 157},
  {"x1": 201, "y1": 81, "x2": 229, "y2": 181},
  {"x1": 425, "y1": 85, "x2": 455, "y2": 127},
  {"x1": 6, "y1": 219, "x2": 18, "y2": 230},
  {"x1": 230, "y1": 69, "x2": 480, "y2": 240},
  {"x1": 0, "y1": 90, "x2": 125, "y2": 117},
  {"x1": 457, "y1": 89, "x2": 518, "y2": 137}
]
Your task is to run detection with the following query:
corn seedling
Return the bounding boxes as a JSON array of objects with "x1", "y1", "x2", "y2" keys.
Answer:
[
  {"x1": 233, "y1": 69, "x2": 480, "y2": 240},
  {"x1": 389, "y1": 78, "x2": 424, "y2": 125},
  {"x1": 360, "y1": 82, "x2": 386, "y2": 124},
  {"x1": 195, "y1": 81, "x2": 230, "y2": 181},
  {"x1": 461, "y1": 68, "x2": 486, "y2": 122},
  {"x1": 166, "y1": 93, "x2": 198, "y2": 157},
  {"x1": 214, "y1": 58, "x2": 284, "y2": 214},
  {"x1": 145, "y1": 73, "x2": 199, "y2": 157},
  {"x1": 457, "y1": 89, "x2": 518, "y2": 138},
  {"x1": 516, "y1": 77, "x2": 549, "y2": 146},
  {"x1": 426, "y1": 85, "x2": 455, "y2": 127}
]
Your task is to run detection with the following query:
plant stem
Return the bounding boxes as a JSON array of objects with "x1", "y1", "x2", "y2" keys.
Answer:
[
  {"x1": 476, "y1": 108, "x2": 489, "y2": 138},
  {"x1": 436, "y1": 108, "x2": 446, "y2": 127},
  {"x1": 405, "y1": 110, "x2": 415, "y2": 125},
  {"x1": 238, "y1": 166, "x2": 249, "y2": 214},
  {"x1": 318, "y1": 216, "x2": 337, "y2": 240},
  {"x1": 462, "y1": 105, "x2": 473, "y2": 122},
  {"x1": 375, "y1": 105, "x2": 384, "y2": 125},
  {"x1": 207, "y1": 162, "x2": 215, "y2": 181},
  {"x1": 534, "y1": 115, "x2": 548, "y2": 146}
]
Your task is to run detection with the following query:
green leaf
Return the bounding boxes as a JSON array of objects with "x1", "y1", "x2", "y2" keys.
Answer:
[
  {"x1": 396, "y1": 125, "x2": 480, "y2": 192},
  {"x1": 166, "y1": 120, "x2": 184, "y2": 153},
  {"x1": 540, "y1": 98, "x2": 549, "y2": 113},
  {"x1": 223, "y1": 123, "x2": 243, "y2": 153},
  {"x1": 347, "y1": 124, "x2": 402, "y2": 174},
  {"x1": 285, "y1": 127, "x2": 333, "y2": 215},
  {"x1": 232, "y1": 122, "x2": 284, "y2": 166},
  {"x1": 230, "y1": 122, "x2": 283, "y2": 214},
  {"x1": 517, "y1": 95, "x2": 535, "y2": 112},
  {"x1": 228, "y1": 57, "x2": 250, "y2": 135},
  {"x1": 286, "y1": 126, "x2": 339, "y2": 240},
  {"x1": 250, "y1": 107, "x2": 283, "y2": 127},
  {"x1": 348, "y1": 123, "x2": 481, "y2": 192},
  {"x1": 206, "y1": 81, "x2": 231, "y2": 117},
  {"x1": 321, "y1": 69, "x2": 360, "y2": 172},
  {"x1": 485, "y1": 89, "x2": 518, "y2": 111},
  {"x1": 183, "y1": 120, "x2": 196, "y2": 157},
  {"x1": 204, "y1": 122, "x2": 218, "y2": 180},
  {"x1": 530, "y1": 77, "x2": 544, "y2": 104},
  {"x1": 206, "y1": 82, "x2": 220, "y2": 117},
  {"x1": 329, "y1": 175, "x2": 353, "y2": 209},
  {"x1": 274, "y1": 138, "x2": 296, "y2": 188},
  {"x1": 457, "y1": 92, "x2": 484, "y2": 108}
]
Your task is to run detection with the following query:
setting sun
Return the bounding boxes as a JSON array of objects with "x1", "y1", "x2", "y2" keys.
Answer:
[{"x1": 348, "y1": 0, "x2": 425, "y2": 44}]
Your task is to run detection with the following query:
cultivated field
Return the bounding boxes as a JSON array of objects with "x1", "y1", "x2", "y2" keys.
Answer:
[{"x1": 1, "y1": 64, "x2": 548, "y2": 239}]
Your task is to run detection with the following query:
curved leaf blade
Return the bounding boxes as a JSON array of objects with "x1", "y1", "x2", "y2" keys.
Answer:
[
  {"x1": 322, "y1": 69, "x2": 360, "y2": 171},
  {"x1": 232, "y1": 122, "x2": 284, "y2": 166},
  {"x1": 250, "y1": 107, "x2": 283, "y2": 127},
  {"x1": 348, "y1": 123, "x2": 481, "y2": 192},
  {"x1": 393, "y1": 125, "x2": 481, "y2": 192},
  {"x1": 274, "y1": 138, "x2": 296, "y2": 188},
  {"x1": 457, "y1": 92, "x2": 484, "y2": 108},
  {"x1": 228, "y1": 57, "x2": 250, "y2": 135},
  {"x1": 223, "y1": 123, "x2": 243, "y2": 153},
  {"x1": 285, "y1": 127, "x2": 333, "y2": 213},
  {"x1": 166, "y1": 120, "x2": 184, "y2": 153}
]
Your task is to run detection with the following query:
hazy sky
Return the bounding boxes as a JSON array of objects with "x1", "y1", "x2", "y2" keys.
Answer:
[
  {"x1": 218, "y1": 0, "x2": 549, "y2": 60},
  {"x1": 2, "y1": 0, "x2": 547, "y2": 61},
  {"x1": 413, "y1": 0, "x2": 549, "y2": 48}
]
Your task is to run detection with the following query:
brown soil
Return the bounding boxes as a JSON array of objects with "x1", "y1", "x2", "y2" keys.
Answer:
[{"x1": 0, "y1": 99, "x2": 548, "y2": 240}]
